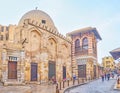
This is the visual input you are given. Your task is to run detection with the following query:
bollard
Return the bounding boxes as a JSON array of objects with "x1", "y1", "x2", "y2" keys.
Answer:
[
  {"x1": 82, "y1": 78, "x2": 84, "y2": 83},
  {"x1": 117, "y1": 78, "x2": 119, "y2": 84},
  {"x1": 73, "y1": 79, "x2": 74, "y2": 85},
  {"x1": 60, "y1": 82, "x2": 61, "y2": 90},
  {"x1": 78, "y1": 78, "x2": 79, "y2": 84},
  {"x1": 56, "y1": 83, "x2": 59, "y2": 93},
  {"x1": 68, "y1": 80, "x2": 69, "y2": 86},
  {"x1": 63, "y1": 81, "x2": 65, "y2": 88}
]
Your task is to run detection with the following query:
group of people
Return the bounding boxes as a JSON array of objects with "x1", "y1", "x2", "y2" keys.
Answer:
[{"x1": 101, "y1": 72, "x2": 114, "y2": 82}]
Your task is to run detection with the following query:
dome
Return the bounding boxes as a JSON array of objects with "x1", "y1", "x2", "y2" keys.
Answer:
[{"x1": 18, "y1": 10, "x2": 56, "y2": 29}]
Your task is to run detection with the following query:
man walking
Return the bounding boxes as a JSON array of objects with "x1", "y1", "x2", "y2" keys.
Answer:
[
  {"x1": 107, "y1": 73, "x2": 110, "y2": 81},
  {"x1": 101, "y1": 73, "x2": 104, "y2": 82}
]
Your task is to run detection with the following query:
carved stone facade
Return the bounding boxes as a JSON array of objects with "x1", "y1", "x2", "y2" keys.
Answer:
[
  {"x1": 0, "y1": 10, "x2": 72, "y2": 85},
  {"x1": 67, "y1": 27, "x2": 102, "y2": 79}
]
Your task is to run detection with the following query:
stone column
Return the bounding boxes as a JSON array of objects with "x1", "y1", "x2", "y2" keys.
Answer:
[
  {"x1": 40, "y1": 51, "x2": 48, "y2": 83},
  {"x1": 19, "y1": 50, "x2": 25, "y2": 83},
  {"x1": 1, "y1": 49, "x2": 7, "y2": 82},
  {"x1": 56, "y1": 58, "x2": 62, "y2": 82}
]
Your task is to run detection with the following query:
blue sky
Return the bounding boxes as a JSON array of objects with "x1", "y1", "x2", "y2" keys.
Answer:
[{"x1": 0, "y1": 0, "x2": 120, "y2": 63}]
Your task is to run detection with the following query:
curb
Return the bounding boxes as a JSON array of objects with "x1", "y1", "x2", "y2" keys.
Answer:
[
  {"x1": 63, "y1": 78, "x2": 99, "y2": 93},
  {"x1": 63, "y1": 82, "x2": 88, "y2": 93}
]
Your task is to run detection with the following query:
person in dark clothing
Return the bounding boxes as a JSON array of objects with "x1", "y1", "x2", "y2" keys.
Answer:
[
  {"x1": 107, "y1": 73, "x2": 110, "y2": 81},
  {"x1": 101, "y1": 73, "x2": 104, "y2": 82},
  {"x1": 105, "y1": 73, "x2": 107, "y2": 80}
]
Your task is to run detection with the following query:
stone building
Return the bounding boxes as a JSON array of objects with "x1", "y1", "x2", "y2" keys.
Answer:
[
  {"x1": 102, "y1": 56, "x2": 115, "y2": 72},
  {"x1": 67, "y1": 27, "x2": 102, "y2": 79},
  {"x1": 0, "y1": 10, "x2": 72, "y2": 85}
]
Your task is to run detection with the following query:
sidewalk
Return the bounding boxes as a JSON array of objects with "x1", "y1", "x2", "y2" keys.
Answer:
[
  {"x1": 0, "y1": 78, "x2": 95, "y2": 93},
  {"x1": 0, "y1": 85, "x2": 31, "y2": 93},
  {"x1": 27, "y1": 83, "x2": 56, "y2": 93},
  {"x1": 0, "y1": 83, "x2": 56, "y2": 93}
]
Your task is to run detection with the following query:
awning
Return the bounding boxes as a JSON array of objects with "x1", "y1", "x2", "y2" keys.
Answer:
[{"x1": 110, "y1": 47, "x2": 120, "y2": 60}]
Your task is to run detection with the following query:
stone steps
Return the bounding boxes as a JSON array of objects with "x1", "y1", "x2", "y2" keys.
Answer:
[{"x1": 4, "y1": 81, "x2": 25, "y2": 86}]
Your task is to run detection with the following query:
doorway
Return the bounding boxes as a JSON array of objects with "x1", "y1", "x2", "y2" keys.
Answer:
[
  {"x1": 63, "y1": 66, "x2": 66, "y2": 79},
  {"x1": 78, "y1": 65, "x2": 86, "y2": 78},
  {"x1": 31, "y1": 63, "x2": 38, "y2": 81},
  {"x1": 48, "y1": 61, "x2": 56, "y2": 80},
  {"x1": 8, "y1": 61, "x2": 17, "y2": 79}
]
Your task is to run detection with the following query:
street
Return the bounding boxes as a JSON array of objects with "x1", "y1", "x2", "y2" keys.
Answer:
[{"x1": 65, "y1": 77, "x2": 119, "y2": 93}]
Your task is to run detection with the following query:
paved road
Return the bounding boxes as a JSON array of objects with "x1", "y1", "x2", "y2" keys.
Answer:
[{"x1": 65, "y1": 78, "x2": 120, "y2": 93}]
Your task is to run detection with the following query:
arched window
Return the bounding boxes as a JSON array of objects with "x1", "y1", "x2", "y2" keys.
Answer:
[
  {"x1": 82, "y1": 37, "x2": 88, "y2": 50},
  {"x1": 75, "y1": 39, "x2": 80, "y2": 52}
]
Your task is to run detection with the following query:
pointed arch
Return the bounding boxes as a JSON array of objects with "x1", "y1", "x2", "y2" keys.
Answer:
[
  {"x1": 28, "y1": 27, "x2": 43, "y2": 35},
  {"x1": 25, "y1": 28, "x2": 42, "y2": 52},
  {"x1": 61, "y1": 43, "x2": 69, "y2": 58},
  {"x1": 48, "y1": 36, "x2": 57, "y2": 60},
  {"x1": 48, "y1": 35, "x2": 58, "y2": 43}
]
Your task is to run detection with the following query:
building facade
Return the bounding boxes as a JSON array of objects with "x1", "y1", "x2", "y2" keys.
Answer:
[
  {"x1": 67, "y1": 27, "x2": 102, "y2": 79},
  {"x1": 0, "y1": 10, "x2": 72, "y2": 85},
  {"x1": 102, "y1": 56, "x2": 115, "y2": 72}
]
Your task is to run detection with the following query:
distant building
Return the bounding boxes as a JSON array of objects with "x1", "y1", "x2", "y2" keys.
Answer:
[
  {"x1": 102, "y1": 56, "x2": 115, "y2": 71},
  {"x1": 67, "y1": 27, "x2": 102, "y2": 79}
]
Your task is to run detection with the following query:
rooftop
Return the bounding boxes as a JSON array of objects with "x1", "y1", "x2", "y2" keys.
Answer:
[
  {"x1": 67, "y1": 27, "x2": 102, "y2": 40},
  {"x1": 110, "y1": 47, "x2": 120, "y2": 60}
]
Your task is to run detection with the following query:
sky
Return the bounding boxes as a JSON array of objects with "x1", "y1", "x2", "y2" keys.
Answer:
[{"x1": 0, "y1": 0, "x2": 120, "y2": 63}]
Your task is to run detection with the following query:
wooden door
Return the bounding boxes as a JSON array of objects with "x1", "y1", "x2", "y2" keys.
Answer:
[
  {"x1": 31, "y1": 63, "x2": 37, "y2": 81},
  {"x1": 48, "y1": 61, "x2": 56, "y2": 79},
  {"x1": 78, "y1": 65, "x2": 86, "y2": 78},
  {"x1": 63, "y1": 66, "x2": 66, "y2": 79},
  {"x1": 94, "y1": 65, "x2": 96, "y2": 78},
  {"x1": 8, "y1": 61, "x2": 17, "y2": 79}
]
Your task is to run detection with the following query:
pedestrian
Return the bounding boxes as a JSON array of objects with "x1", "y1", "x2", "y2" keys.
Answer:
[
  {"x1": 107, "y1": 73, "x2": 110, "y2": 81},
  {"x1": 111, "y1": 73, "x2": 114, "y2": 78},
  {"x1": 105, "y1": 73, "x2": 107, "y2": 80},
  {"x1": 101, "y1": 73, "x2": 104, "y2": 82},
  {"x1": 73, "y1": 74, "x2": 76, "y2": 80},
  {"x1": 52, "y1": 76, "x2": 56, "y2": 84}
]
